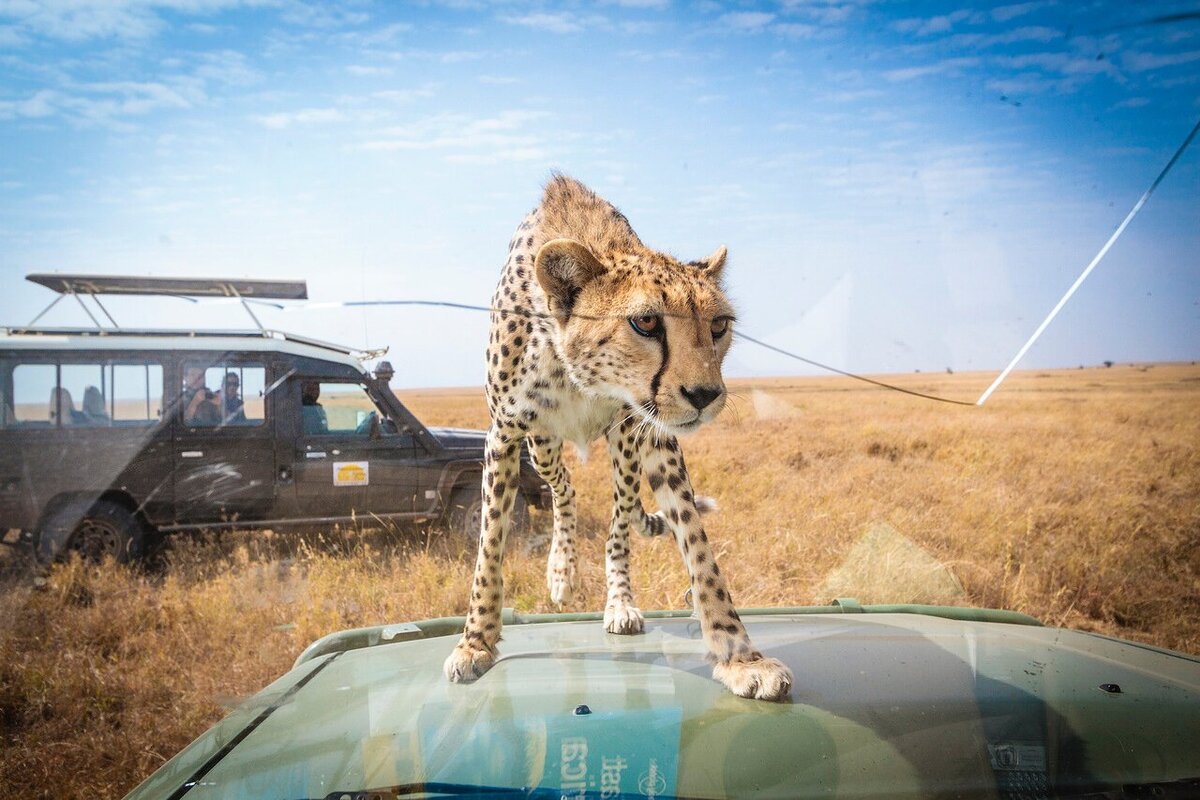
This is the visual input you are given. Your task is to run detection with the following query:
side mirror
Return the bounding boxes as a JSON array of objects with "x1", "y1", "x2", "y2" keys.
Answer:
[{"x1": 369, "y1": 412, "x2": 382, "y2": 440}]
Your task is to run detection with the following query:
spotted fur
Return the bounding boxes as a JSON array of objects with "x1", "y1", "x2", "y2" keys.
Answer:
[{"x1": 443, "y1": 175, "x2": 792, "y2": 701}]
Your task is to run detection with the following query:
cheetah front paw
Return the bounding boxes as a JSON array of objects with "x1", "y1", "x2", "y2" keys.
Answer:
[
  {"x1": 604, "y1": 601, "x2": 645, "y2": 635},
  {"x1": 443, "y1": 640, "x2": 496, "y2": 683},
  {"x1": 713, "y1": 656, "x2": 793, "y2": 701}
]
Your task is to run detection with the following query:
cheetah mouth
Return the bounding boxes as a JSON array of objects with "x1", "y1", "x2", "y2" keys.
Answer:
[
  {"x1": 646, "y1": 408, "x2": 705, "y2": 435},
  {"x1": 627, "y1": 400, "x2": 708, "y2": 437}
]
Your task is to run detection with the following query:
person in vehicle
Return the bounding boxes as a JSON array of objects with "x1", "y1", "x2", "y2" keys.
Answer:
[
  {"x1": 182, "y1": 367, "x2": 221, "y2": 426},
  {"x1": 49, "y1": 387, "x2": 88, "y2": 426},
  {"x1": 82, "y1": 386, "x2": 110, "y2": 424},
  {"x1": 301, "y1": 380, "x2": 328, "y2": 434},
  {"x1": 216, "y1": 372, "x2": 246, "y2": 424}
]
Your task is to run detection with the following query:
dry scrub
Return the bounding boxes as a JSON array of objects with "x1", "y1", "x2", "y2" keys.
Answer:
[{"x1": 2, "y1": 364, "x2": 1198, "y2": 798}]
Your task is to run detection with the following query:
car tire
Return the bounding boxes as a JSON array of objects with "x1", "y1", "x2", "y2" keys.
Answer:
[
  {"x1": 40, "y1": 499, "x2": 147, "y2": 564},
  {"x1": 445, "y1": 485, "x2": 529, "y2": 544}
]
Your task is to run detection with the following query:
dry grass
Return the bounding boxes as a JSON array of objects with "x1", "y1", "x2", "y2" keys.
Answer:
[{"x1": 2, "y1": 363, "x2": 1199, "y2": 798}]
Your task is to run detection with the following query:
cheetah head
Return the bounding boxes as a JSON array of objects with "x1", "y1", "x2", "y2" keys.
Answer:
[{"x1": 535, "y1": 238, "x2": 734, "y2": 436}]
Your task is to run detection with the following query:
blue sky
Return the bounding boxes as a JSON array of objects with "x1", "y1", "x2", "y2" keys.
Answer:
[{"x1": 1, "y1": 0, "x2": 1198, "y2": 389}]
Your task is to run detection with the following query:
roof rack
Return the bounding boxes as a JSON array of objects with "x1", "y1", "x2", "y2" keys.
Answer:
[
  {"x1": 15, "y1": 274, "x2": 386, "y2": 361},
  {"x1": 24, "y1": 273, "x2": 308, "y2": 332}
]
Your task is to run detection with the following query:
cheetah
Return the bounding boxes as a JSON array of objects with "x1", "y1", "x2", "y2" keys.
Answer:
[{"x1": 442, "y1": 174, "x2": 793, "y2": 701}]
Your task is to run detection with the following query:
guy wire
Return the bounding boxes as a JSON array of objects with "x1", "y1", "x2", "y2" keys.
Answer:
[{"x1": 330, "y1": 299, "x2": 976, "y2": 406}]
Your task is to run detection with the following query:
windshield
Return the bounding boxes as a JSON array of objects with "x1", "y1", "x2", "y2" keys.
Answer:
[{"x1": 1, "y1": 3, "x2": 1197, "y2": 800}]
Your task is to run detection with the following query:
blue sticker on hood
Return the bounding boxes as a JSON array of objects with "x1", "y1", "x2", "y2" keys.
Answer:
[{"x1": 416, "y1": 706, "x2": 682, "y2": 798}]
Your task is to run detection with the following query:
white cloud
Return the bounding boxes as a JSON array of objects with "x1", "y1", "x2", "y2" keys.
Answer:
[
  {"x1": 997, "y1": 51, "x2": 1122, "y2": 84},
  {"x1": 778, "y1": 1, "x2": 861, "y2": 25},
  {"x1": 717, "y1": 12, "x2": 776, "y2": 32},
  {"x1": 0, "y1": 81, "x2": 193, "y2": 127},
  {"x1": 279, "y1": 2, "x2": 369, "y2": 29},
  {"x1": 370, "y1": 86, "x2": 437, "y2": 103},
  {"x1": 1122, "y1": 49, "x2": 1200, "y2": 72},
  {"x1": 985, "y1": 73, "x2": 1070, "y2": 96},
  {"x1": 883, "y1": 57, "x2": 980, "y2": 82},
  {"x1": 253, "y1": 107, "x2": 346, "y2": 129},
  {"x1": 602, "y1": 0, "x2": 670, "y2": 8},
  {"x1": 991, "y1": 2, "x2": 1042, "y2": 23},
  {"x1": 616, "y1": 48, "x2": 684, "y2": 61},
  {"x1": 439, "y1": 50, "x2": 486, "y2": 63},
  {"x1": 980, "y1": 51, "x2": 1122, "y2": 96},
  {"x1": 0, "y1": 0, "x2": 268, "y2": 42},
  {"x1": 347, "y1": 64, "x2": 395, "y2": 77},
  {"x1": 945, "y1": 25, "x2": 1060, "y2": 48},
  {"x1": 893, "y1": 10, "x2": 983, "y2": 37},
  {"x1": 620, "y1": 20, "x2": 661, "y2": 34},
  {"x1": 500, "y1": 12, "x2": 594, "y2": 34},
  {"x1": 774, "y1": 22, "x2": 819, "y2": 38},
  {"x1": 359, "y1": 109, "x2": 551, "y2": 158},
  {"x1": 1111, "y1": 96, "x2": 1150, "y2": 110},
  {"x1": 194, "y1": 49, "x2": 260, "y2": 86},
  {"x1": 0, "y1": 89, "x2": 59, "y2": 119},
  {"x1": 445, "y1": 146, "x2": 548, "y2": 165},
  {"x1": 0, "y1": 23, "x2": 25, "y2": 46},
  {"x1": 344, "y1": 22, "x2": 413, "y2": 45},
  {"x1": 821, "y1": 88, "x2": 885, "y2": 103}
]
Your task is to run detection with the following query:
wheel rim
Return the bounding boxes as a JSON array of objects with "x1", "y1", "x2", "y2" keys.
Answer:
[{"x1": 72, "y1": 519, "x2": 122, "y2": 561}]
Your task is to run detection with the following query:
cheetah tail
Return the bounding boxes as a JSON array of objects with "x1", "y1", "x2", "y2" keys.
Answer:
[{"x1": 631, "y1": 495, "x2": 719, "y2": 538}]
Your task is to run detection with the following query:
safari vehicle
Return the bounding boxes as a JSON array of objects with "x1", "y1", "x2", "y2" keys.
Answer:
[
  {"x1": 123, "y1": 602, "x2": 1200, "y2": 799},
  {"x1": 0, "y1": 274, "x2": 550, "y2": 562}
]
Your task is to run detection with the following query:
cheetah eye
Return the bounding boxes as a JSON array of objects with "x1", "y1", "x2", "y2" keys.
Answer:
[
  {"x1": 711, "y1": 317, "x2": 731, "y2": 340},
  {"x1": 629, "y1": 314, "x2": 662, "y2": 337}
]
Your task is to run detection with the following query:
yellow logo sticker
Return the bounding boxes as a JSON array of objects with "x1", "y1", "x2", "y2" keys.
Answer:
[{"x1": 333, "y1": 461, "x2": 369, "y2": 487}]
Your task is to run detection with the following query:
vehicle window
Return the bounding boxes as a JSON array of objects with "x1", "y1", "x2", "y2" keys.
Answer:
[
  {"x1": 59, "y1": 364, "x2": 108, "y2": 425},
  {"x1": 302, "y1": 381, "x2": 385, "y2": 436},
  {"x1": 110, "y1": 364, "x2": 164, "y2": 423},
  {"x1": 182, "y1": 362, "x2": 265, "y2": 427},
  {"x1": 8, "y1": 361, "x2": 164, "y2": 428},
  {"x1": 11, "y1": 364, "x2": 57, "y2": 426}
]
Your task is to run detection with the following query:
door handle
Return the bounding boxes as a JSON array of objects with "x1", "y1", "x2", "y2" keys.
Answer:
[{"x1": 181, "y1": 450, "x2": 203, "y2": 458}]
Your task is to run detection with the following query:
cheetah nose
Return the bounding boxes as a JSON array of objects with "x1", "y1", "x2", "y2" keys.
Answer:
[{"x1": 681, "y1": 385, "x2": 722, "y2": 411}]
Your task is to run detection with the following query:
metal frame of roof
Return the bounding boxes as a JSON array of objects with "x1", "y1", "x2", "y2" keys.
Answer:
[
  {"x1": 26, "y1": 274, "x2": 308, "y2": 300},
  {"x1": 11, "y1": 275, "x2": 386, "y2": 362},
  {"x1": 23, "y1": 273, "x2": 308, "y2": 333}
]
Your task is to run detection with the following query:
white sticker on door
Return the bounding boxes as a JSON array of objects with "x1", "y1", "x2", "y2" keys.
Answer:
[{"x1": 333, "y1": 461, "x2": 369, "y2": 487}]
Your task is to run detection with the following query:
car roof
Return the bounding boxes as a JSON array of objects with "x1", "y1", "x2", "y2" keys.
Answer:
[
  {"x1": 124, "y1": 606, "x2": 1200, "y2": 800},
  {"x1": 0, "y1": 328, "x2": 369, "y2": 373}
]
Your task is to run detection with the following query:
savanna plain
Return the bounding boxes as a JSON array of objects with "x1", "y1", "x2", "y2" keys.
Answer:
[{"x1": 2, "y1": 364, "x2": 1198, "y2": 798}]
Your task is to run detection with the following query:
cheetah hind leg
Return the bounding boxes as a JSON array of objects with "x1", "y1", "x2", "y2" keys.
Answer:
[
  {"x1": 526, "y1": 435, "x2": 580, "y2": 606},
  {"x1": 631, "y1": 495, "x2": 718, "y2": 538}
]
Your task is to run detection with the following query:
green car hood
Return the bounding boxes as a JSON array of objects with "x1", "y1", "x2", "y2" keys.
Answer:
[{"x1": 125, "y1": 607, "x2": 1200, "y2": 799}]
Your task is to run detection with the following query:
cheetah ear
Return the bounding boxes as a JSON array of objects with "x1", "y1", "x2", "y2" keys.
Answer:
[
  {"x1": 693, "y1": 245, "x2": 728, "y2": 280},
  {"x1": 535, "y1": 238, "x2": 607, "y2": 321}
]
